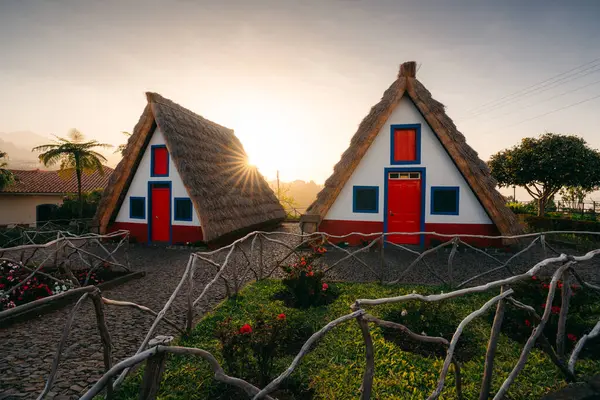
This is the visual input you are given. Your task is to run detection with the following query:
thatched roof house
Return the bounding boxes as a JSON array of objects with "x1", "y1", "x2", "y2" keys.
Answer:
[
  {"x1": 300, "y1": 61, "x2": 522, "y2": 246},
  {"x1": 95, "y1": 92, "x2": 285, "y2": 244}
]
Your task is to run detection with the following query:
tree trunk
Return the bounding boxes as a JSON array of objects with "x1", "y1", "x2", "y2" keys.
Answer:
[
  {"x1": 75, "y1": 157, "x2": 83, "y2": 219},
  {"x1": 537, "y1": 197, "x2": 546, "y2": 217}
]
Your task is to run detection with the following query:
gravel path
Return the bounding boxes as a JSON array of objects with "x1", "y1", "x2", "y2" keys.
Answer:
[{"x1": 1, "y1": 224, "x2": 599, "y2": 400}]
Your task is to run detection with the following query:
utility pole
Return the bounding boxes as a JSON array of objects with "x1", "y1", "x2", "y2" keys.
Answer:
[
  {"x1": 277, "y1": 170, "x2": 280, "y2": 200},
  {"x1": 513, "y1": 185, "x2": 516, "y2": 202}
]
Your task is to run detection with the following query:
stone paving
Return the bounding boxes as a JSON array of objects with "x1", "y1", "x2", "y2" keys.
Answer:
[
  {"x1": 1, "y1": 225, "x2": 599, "y2": 399},
  {"x1": 0, "y1": 225, "x2": 298, "y2": 400}
]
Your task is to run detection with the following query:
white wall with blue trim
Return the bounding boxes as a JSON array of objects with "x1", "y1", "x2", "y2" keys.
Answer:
[
  {"x1": 325, "y1": 96, "x2": 492, "y2": 225},
  {"x1": 115, "y1": 127, "x2": 201, "y2": 227}
]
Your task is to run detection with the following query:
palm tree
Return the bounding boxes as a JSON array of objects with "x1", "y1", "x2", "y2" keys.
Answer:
[
  {"x1": 33, "y1": 129, "x2": 112, "y2": 218},
  {"x1": 115, "y1": 131, "x2": 131, "y2": 156},
  {"x1": 0, "y1": 151, "x2": 15, "y2": 190}
]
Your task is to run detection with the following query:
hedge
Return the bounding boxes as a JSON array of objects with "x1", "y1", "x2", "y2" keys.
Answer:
[{"x1": 524, "y1": 216, "x2": 600, "y2": 233}]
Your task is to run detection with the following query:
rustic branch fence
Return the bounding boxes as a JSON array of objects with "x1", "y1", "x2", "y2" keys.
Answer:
[{"x1": 3, "y1": 229, "x2": 600, "y2": 399}]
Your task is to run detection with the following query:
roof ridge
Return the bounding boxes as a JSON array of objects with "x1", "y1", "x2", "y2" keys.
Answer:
[{"x1": 146, "y1": 92, "x2": 234, "y2": 133}]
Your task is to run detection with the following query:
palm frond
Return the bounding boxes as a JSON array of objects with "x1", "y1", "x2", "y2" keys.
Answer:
[
  {"x1": 32, "y1": 144, "x2": 60, "y2": 152},
  {"x1": 38, "y1": 149, "x2": 70, "y2": 167},
  {"x1": 68, "y1": 129, "x2": 85, "y2": 143}
]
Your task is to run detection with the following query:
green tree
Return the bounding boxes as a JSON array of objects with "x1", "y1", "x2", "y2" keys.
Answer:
[
  {"x1": 32, "y1": 129, "x2": 112, "y2": 218},
  {"x1": 488, "y1": 133, "x2": 600, "y2": 216},
  {"x1": 559, "y1": 186, "x2": 591, "y2": 211},
  {"x1": 0, "y1": 151, "x2": 15, "y2": 190}
]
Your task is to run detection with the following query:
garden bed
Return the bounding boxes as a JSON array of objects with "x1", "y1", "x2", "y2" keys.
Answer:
[
  {"x1": 0, "y1": 259, "x2": 144, "y2": 325},
  {"x1": 113, "y1": 280, "x2": 600, "y2": 399}
]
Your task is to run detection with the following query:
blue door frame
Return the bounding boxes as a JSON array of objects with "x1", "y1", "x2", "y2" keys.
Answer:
[
  {"x1": 383, "y1": 167, "x2": 427, "y2": 247},
  {"x1": 147, "y1": 181, "x2": 173, "y2": 244}
]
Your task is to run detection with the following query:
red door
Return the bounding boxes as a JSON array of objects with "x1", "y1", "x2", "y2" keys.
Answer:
[
  {"x1": 151, "y1": 185, "x2": 170, "y2": 242},
  {"x1": 387, "y1": 172, "x2": 422, "y2": 244}
]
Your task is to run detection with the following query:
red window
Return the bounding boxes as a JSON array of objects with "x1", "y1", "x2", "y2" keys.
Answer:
[
  {"x1": 393, "y1": 129, "x2": 417, "y2": 162},
  {"x1": 151, "y1": 146, "x2": 169, "y2": 176}
]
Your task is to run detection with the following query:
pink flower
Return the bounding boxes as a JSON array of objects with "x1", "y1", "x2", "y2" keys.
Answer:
[
  {"x1": 531, "y1": 275, "x2": 538, "y2": 281},
  {"x1": 322, "y1": 283, "x2": 329, "y2": 291},
  {"x1": 277, "y1": 313, "x2": 286, "y2": 320},
  {"x1": 239, "y1": 324, "x2": 252, "y2": 334}
]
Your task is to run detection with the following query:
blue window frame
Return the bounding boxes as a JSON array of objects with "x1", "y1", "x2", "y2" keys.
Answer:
[
  {"x1": 150, "y1": 144, "x2": 169, "y2": 177},
  {"x1": 129, "y1": 197, "x2": 146, "y2": 219},
  {"x1": 353, "y1": 186, "x2": 379, "y2": 213},
  {"x1": 174, "y1": 198, "x2": 193, "y2": 221},
  {"x1": 390, "y1": 124, "x2": 421, "y2": 165},
  {"x1": 430, "y1": 186, "x2": 460, "y2": 215}
]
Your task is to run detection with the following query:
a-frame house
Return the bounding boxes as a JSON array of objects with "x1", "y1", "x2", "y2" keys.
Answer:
[
  {"x1": 300, "y1": 61, "x2": 521, "y2": 246},
  {"x1": 95, "y1": 92, "x2": 285, "y2": 245}
]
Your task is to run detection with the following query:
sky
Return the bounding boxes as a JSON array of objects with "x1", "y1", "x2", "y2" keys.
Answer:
[{"x1": 1, "y1": 0, "x2": 600, "y2": 200}]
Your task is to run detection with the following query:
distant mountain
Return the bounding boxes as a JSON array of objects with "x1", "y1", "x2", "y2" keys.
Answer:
[
  {"x1": 269, "y1": 179, "x2": 323, "y2": 211},
  {"x1": 0, "y1": 131, "x2": 121, "y2": 170},
  {"x1": 0, "y1": 131, "x2": 52, "y2": 170}
]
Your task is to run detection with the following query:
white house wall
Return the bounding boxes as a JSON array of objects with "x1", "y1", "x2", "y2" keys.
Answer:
[
  {"x1": 115, "y1": 127, "x2": 201, "y2": 227},
  {"x1": 0, "y1": 194, "x2": 63, "y2": 226},
  {"x1": 324, "y1": 96, "x2": 492, "y2": 225}
]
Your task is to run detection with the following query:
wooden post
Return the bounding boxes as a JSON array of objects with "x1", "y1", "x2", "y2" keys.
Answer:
[
  {"x1": 379, "y1": 234, "x2": 385, "y2": 283},
  {"x1": 186, "y1": 262, "x2": 195, "y2": 334},
  {"x1": 258, "y1": 234, "x2": 264, "y2": 280},
  {"x1": 448, "y1": 238, "x2": 458, "y2": 288},
  {"x1": 479, "y1": 286, "x2": 506, "y2": 400},
  {"x1": 139, "y1": 335, "x2": 174, "y2": 400},
  {"x1": 556, "y1": 271, "x2": 571, "y2": 360},
  {"x1": 90, "y1": 290, "x2": 114, "y2": 399},
  {"x1": 357, "y1": 316, "x2": 374, "y2": 400}
]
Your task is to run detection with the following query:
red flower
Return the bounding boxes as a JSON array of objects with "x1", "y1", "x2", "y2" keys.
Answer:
[
  {"x1": 542, "y1": 284, "x2": 550, "y2": 289},
  {"x1": 567, "y1": 333, "x2": 577, "y2": 342},
  {"x1": 277, "y1": 313, "x2": 286, "y2": 320},
  {"x1": 307, "y1": 271, "x2": 314, "y2": 277},
  {"x1": 531, "y1": 275, "x2": 538, "y2": 281},
  {"x1": 541, "y1": 303, "x2": 546, "y2": 309},
  {"x1": 525, "y1": 319, "x2": 531, "y2": 327},
  {"x1": 558, "y1": 283, "x2": 563, "y2": 289},
  {"x1": 551, "y1": 306, "x2": 561, "y2": 315},
  {"x1": 0, "y1": 283, "x2": 4, "y2": 289},
  {"x1": 322, "y1": 283, "x2": 329, "y2": 291},
  {"x1": 307, "y1": 266, "x2": 312, "y2": 272},
  {"x1": 239, "y1": 324, "x2": 252, "y2": 334},
  {"x1": 300, "y1": 261, "x2": 307, "y2": 266}
]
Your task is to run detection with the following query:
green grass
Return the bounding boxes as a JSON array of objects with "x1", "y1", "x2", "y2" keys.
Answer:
[{"x1": 113, "y1": 281, "x2": 600, "y2": 399}]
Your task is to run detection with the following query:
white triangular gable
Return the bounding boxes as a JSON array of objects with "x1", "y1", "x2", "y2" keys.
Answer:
[
  {"x1": 325, "y1": 96, "x2": 492, "y2": 225},
  {"x1": 115, "y1": 127, "x2": 201, "y2": 226}
]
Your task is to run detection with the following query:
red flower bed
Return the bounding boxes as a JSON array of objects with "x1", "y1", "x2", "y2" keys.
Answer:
[{"x1": 0, "y1": 260, "x2": 127, "y2": 311}]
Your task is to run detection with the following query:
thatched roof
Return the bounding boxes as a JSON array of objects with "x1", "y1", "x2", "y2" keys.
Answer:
[
  {"x1": 95, "y1": 92, "x2": 285, "y2": 242},
  {"x1": 302, "y1": 61, "x2": 522, "y2": 237}
]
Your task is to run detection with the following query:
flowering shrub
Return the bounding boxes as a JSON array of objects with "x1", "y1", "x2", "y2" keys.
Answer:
[
  {"x1": 0, "y1": 260, "x2": 125, "y2": 311},
  {"x1": 0, "y1": 260, "x2": 59, "y2": 310},
  {"x1": 279, "y1": 246, "x2": 337, "y2": 308},
  {"x1": 499, "y1": 275, "x2": 600, "y2": 358},
  {"x1": 215, "y1": 309, "x2": 291, "y2": 386}
]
